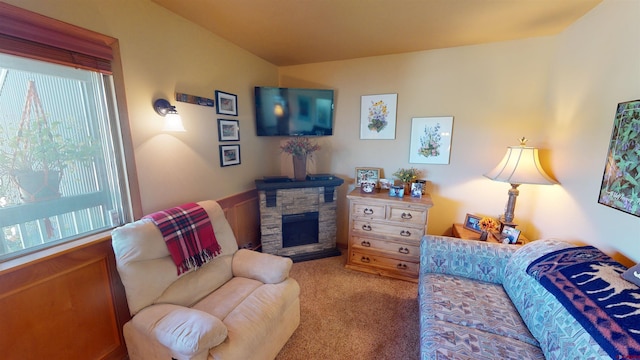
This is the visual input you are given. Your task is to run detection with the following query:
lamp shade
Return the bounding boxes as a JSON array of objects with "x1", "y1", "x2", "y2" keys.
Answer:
[
  {"x1": 162, "y1": 113, "x2": 186, "y2": 132},
  {"x1": 484, "y1": 146, "x2": 557, "y2": 185}
]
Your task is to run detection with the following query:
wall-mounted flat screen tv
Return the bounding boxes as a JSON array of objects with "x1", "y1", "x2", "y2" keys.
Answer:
[{"x1": 254, "y1": 86, "x2": 334, "y2": 136}]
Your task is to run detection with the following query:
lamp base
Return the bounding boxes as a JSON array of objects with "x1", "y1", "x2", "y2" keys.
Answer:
[{"x1": 499, "y1": 218, "x2": 518, "y2": 232}]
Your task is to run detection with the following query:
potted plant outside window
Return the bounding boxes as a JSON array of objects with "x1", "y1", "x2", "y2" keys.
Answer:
[{"x1": 0, "y1": 119, "x2": 98, "y2": 203}]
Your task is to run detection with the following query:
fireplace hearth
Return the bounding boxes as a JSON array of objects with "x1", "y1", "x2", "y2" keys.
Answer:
[{"x1": 255, "y1": 177, "x2": 344, "y2": 262}]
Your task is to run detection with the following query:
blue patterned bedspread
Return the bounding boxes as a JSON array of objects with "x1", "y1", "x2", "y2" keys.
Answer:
[{"x1": 526, "y1": 246, "x2": 640, "y2": 359}]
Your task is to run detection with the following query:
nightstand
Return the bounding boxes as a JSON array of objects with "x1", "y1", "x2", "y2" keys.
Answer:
[{"x1": 451, "y1": 223, "x2": 528, "y2": 244}]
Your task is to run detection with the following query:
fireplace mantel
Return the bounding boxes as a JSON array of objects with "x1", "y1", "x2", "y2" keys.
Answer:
[{"x1": 255, "y1": 176, "x2": 344, "y2": 262}]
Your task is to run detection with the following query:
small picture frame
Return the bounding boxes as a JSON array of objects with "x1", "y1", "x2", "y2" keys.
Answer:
[
  {"x1": 215, "y1": 90, "x2": 238, "y2": 116},
  {"x1": 378, "y1": 178, "x2": 392, "y2": 190},
  {"x1": 410, "y1": 182, "x2": 423, "y2": 198},
  {"x1": 463, "y1": 214, "x2": 482, "y2": 233},
  {"x1": 217, "y1": 119, "x2": 240, "y2": 141},
  {"x1": 355, "y1": 167, "x2": 381, "y2": 187},
  {"x1": 501, "y1": 226, "x2": 521, "y2": 244},
  {"x1": 219, "y1": 144, "x2": 241, "y2": 167}
]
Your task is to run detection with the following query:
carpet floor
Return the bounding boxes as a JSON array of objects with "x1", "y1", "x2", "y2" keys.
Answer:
[{"x1": 275, "y1": 250, "x2": 420, "y2": 360}]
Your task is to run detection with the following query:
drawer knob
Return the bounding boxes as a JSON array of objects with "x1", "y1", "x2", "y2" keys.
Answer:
[
  {"x1": 363, "y1": 208, "x2": 374, "y2": 215},
  {"x1": 396, "y1": 263, "x2": 408, "y2": 270},
  {"x1": 361, "y1": 256, "x2": 371, "y2": 263},
  {"x1": 362, "y1": 224, "x2": 372, "y2": 231},
  {"x1": 401, "y1": 212, "x2": 413, "y2": 220},
  {"x1": 400, "y1": 230, "x2": 411, "y2": 237},
  {"x1": 398, "y1": 247, "x2": 410, "y2": 254},
  {"x1": 361, "y1": 240, "x2": 371, "y2": 247}
]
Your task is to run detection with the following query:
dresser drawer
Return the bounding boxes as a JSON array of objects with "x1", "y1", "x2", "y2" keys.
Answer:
[
  {"x1": 352, "y1": 203, "x2": 386, "y2": 220},
  {"x1": 388, "y1": 205, "x2": 427, "y2": 224},
  {"x1": 350, "y1": 250, "x2": 419, "y2": 276},
  {"x1": 352, "y1": 220, "x2": 424, "y2": 241},
  {"x1": 351, "y1": 236, "x2": 420, "y2": 260}
]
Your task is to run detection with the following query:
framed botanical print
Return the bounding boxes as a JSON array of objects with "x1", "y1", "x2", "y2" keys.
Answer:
[
  {"x1": 360, "y1": 94, "x2": 397, "y2": 140},
  {"x1": 217, "y1": 119, "x2": 239, "y2": 141},
  {"x1": 409, "y1": 116, "x2": 454, "y2": 164}
]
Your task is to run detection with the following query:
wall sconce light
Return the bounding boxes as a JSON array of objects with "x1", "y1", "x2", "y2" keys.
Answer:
[
  {"x1": 483, "y1": 137, "x2": 558, "y2": 227},
  {"x1": 153, "y1": 98, "x2": 186, "y2": 132}
]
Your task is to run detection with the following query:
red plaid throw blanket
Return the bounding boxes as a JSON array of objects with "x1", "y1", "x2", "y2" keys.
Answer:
[{"x1": 144, "y1": 202, "x2": 221, "y2": 275}]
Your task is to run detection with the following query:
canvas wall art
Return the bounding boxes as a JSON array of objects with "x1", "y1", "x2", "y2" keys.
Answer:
[{"x1": 598, "y1": 99, "x2": 640, "y2": 217}]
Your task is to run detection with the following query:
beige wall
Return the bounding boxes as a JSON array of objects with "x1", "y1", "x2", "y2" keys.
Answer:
[
  {"x1": 5, "y1": 0, "x2": 282, "y2": 214},
  {"x1": 279, "y1": 0, "x2": 640, "y2": 262}
]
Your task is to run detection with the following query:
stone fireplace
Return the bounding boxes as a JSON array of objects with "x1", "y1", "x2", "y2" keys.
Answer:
[{"x1": 255, "y1": 176, "x2": 344, "y2": 261}]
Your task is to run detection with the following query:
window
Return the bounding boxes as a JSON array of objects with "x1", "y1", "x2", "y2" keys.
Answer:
[{"x1": 0, "y1": 3, "x2": 135, "y2": 261}]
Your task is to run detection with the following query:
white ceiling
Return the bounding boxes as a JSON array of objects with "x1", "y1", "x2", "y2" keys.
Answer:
[{"x1": 152, "y1": 0, "x2": 602, "y2": 66}]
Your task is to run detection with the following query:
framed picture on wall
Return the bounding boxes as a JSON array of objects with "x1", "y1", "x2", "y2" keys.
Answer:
[
  {"x1": 597, "y1": 99, "x2": 640, "y2": 217},
  {"x1": 219, "y1": 144, "x2": 241, "y2": 167},
  {"x1": 360, "y1": 93, "x2": 397, "y2": 140},
  {"x1": 215, "y1": 90, "x2": 238, "y2": 116},
  {"x1": 409, "y1": 116, "x2": 454, "y2": 164},
  {"x1": 217, "y1": 119, "x2": 240, "y2": 141}
]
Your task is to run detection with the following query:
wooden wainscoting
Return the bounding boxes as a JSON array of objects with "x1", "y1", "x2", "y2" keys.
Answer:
[
  {"x1": 0, "y1": 237, "x2": 130, "y2": 360},
  {"x1": 0, "y1": 190, "x2": 260, "y2": 360},
  {"x1": 218, "y1": 189, "x2": 261, "y2": 251}
]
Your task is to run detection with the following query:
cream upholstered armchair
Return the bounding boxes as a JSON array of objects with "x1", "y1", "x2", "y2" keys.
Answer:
[{"x1": 111, "y1": 200, "x2": 300, "y2": 360}]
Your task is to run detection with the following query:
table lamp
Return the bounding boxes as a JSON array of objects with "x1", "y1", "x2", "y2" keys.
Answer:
[{"x1": 483, "y1": 137, "x2": 558, "y2": 227}]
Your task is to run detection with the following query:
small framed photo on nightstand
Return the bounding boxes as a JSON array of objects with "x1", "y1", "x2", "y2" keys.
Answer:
[
  {"x1": 463, "y1": 214, "x2": 482, "y2": 233},
  {"x1": 500, "y1": 226, "x2": 521, "y2": 244}
]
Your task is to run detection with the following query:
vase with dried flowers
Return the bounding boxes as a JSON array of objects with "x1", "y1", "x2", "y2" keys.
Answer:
[
  {"x1": 280, "y1": 137, "x2": 320, "y2": 181},
  {"x1": 478, "y1": 217, "x2": 500, "y2": 241},
  {"x1": 392, "y1": 167, "x2": 422, "y2": 194}
]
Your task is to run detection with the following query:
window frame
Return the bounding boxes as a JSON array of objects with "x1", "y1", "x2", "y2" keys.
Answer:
[{"x1": 0, "y1": 2, "x2": 141, "y2": 267}]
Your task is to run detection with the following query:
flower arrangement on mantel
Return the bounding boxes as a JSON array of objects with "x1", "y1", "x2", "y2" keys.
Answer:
[
  {"x1": 280, "y1": 137, "x2": 320, "y2": 158},
  {"x1": 392, "y1": 167, "x2": 421, "y2": 184}
]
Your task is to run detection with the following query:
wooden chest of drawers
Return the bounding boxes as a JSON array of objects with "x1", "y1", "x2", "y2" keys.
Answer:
[{"x1": 345, "y1": 189, "x2": 433, "y2": 282}]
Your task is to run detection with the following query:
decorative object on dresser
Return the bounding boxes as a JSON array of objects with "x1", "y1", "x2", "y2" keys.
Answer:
[
  {"x1": 355, "y1": 167, "x2": 381, "y2": 187},
  {"x1": 392, "y1": 167, "x2": 422, "y2": 195},
  {"x1": 484, "y1": 137, "x2": 558, "y2": 228},
  {"x1": 280, "y1": 136, "x2": 320, "y2": 181},
  {"x1": 597, "y1": 99, "x2": 640, "y2": 217},
  {"x1": 346, "y1": 188, "x2": 434, "y2": 282},
  {"x1": 409, "y1": 116, "x2": 454, "y2": 164}
]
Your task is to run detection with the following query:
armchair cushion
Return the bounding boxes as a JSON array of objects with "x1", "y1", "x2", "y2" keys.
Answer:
[
  {"x1": 232, "y1": 249, "x2": 293, "y2": 284},
  {"x1": 131, "y1": 304, "x2": 228, "y2": 357}
]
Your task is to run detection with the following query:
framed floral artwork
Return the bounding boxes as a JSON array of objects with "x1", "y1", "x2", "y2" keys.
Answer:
[
  {"x1": 217, "y1": 119, "x2": 239, "y2": 141},
  {"x1": 215, "y1": 90, "x2": 238, "y2": 116},
  {"x1": 360, "y1": 93, "x2": 397, "y2": 140},
  {"x1": 597, "y1": 99, "x2": 640, "y2": 217},
  {"x1": 409, "y1": 116, "x2": 454, "y2": 164}
]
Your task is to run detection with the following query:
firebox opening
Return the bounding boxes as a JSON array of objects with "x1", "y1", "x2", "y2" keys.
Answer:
[{"x1": 282, "y1": 211, "x2": 319, "y2": 248}]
